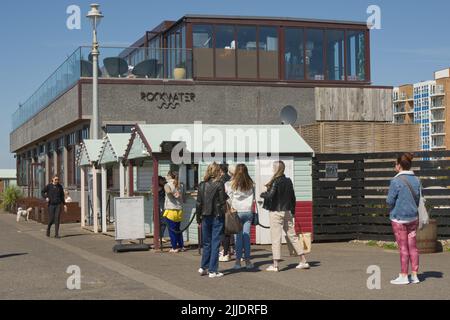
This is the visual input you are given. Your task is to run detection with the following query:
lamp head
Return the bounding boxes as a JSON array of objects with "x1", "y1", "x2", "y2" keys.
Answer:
[{"x1": 86, "y1": 4, "x2": 103, "y2": 30}]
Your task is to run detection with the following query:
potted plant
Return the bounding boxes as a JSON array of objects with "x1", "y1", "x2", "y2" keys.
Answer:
[{"x1": 173, "y1": 62, "x2": 186, "y2": 80}]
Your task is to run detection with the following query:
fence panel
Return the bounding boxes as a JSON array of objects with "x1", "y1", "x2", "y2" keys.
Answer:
[{"x1": 313, "y1": 151, "x2": 450, "y2": 242}]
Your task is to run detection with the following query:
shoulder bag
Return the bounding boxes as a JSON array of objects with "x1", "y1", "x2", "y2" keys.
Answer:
[
  {"x1": 398, "y1": 175, "x2": 429, "y2": 230},
  {"x1": 224, "y1": 189, "x2": 243, "y2": 235}
]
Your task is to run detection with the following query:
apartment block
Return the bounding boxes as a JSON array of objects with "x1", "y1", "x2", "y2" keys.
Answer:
[{"x1": 393, "y1": 68, "x2": 450, "y2": 150}]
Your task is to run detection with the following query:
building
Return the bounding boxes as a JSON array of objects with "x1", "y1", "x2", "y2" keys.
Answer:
[
  {"x1": 10, "y1": 14, "x2": 393, "y2": 202},
  {"x1": 0, "y1": 169, "x2": 17, "y2": 194},
  {"x1": 393, "y1": 68, "x2": 450, "y2": 150}
]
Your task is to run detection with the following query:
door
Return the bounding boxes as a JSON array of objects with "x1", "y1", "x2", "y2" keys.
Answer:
[{"x1": 255, "y1": 157, "x2": 294, "y2": 244}]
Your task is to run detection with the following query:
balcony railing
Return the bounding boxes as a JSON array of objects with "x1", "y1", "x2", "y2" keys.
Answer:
[
  {"x1": 431, "y1": 85, "x2": 445, "y2": 96},
  {"x1": 12, "y1": 46, "x2": 193, "y2": 131}
]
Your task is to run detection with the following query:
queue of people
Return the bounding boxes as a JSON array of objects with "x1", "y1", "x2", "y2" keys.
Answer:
[{"x1": 194, "y1": 161, "x2": 310, "y2": 278}]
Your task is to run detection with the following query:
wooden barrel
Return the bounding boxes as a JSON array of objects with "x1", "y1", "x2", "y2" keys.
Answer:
[{"x1": 416, "y1": 219, "x2": 437, "y2": 254}]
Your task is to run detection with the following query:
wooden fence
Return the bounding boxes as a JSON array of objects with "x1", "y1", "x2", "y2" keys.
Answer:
[{"x1": 313, "y1": 151, "x2": 450, "y2": 242}]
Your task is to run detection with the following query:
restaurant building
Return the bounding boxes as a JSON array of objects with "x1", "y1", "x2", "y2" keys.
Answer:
[{"x1": 10, "y1": 14, "x2": 393, "y2": 201}]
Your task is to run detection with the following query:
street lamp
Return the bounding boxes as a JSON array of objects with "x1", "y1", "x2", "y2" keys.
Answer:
[{"x1": 86, "y1": 3, "x2": 103, "y2": 140}]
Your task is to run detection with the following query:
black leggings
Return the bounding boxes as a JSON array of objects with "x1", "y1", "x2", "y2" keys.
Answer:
[{"x1": 48, "y1": 204, "x2": 62, "y2": 236}]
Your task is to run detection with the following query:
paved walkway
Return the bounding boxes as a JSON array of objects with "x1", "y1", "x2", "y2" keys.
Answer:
[{"x1": 1, "y1": 212, "x2": 449, "y2": 300}]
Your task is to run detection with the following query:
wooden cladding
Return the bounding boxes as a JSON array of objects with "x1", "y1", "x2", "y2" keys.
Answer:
[
  {"x1": 312, "y1": 151, "x2": 450, "y2": 242},
  {"x1": 299, "y1": 122, "x2": 420, "y2": 154}
]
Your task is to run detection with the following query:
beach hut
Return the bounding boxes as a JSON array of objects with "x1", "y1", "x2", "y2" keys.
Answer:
[
  {"x1": 76, "y1": 139, "x2": 103, "y2": 233},
  {"x1": 124, "y1": 123, "x2": 314, "y2": 249},
  {"x1": 97, "y1": 133, "x2": 133, "y2": 234}
]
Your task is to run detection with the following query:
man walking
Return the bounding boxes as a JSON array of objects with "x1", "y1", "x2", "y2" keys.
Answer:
[{"x1": 42, "y1": 176, "x2": 66, "y2": 238}]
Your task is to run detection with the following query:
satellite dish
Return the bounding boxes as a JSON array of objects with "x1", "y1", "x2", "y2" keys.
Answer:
[{"x1": 280, "y1": 105, "x2": 298, "y2": 125}]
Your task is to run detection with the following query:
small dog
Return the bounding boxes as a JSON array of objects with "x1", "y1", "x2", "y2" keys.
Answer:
[{"x1": 16, "y1": 207, "x2": 33, "y2": 222}]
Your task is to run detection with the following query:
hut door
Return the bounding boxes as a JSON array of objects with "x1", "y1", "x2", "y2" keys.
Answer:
[{"x1": 255, "y1": 158, "x2": 294, "y2": 245}]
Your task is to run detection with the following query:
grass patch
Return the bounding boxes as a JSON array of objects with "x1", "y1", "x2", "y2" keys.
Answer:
[
  {"x1": 367, "y1": 240, "x2": 378, "y2": 247},
  {"x1": 382, "y1": 243, "x2": 398, "y2": 250}
]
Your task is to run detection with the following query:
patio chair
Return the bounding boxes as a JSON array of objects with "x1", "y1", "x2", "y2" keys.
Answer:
[
  {"x1": 131, "y1": 59, "x2": 158, "y2": 78},
  {"x1": 80, "y1": 60, "x2": 103, "y2": 77},
  {"x1": 103, "y1": 57, "x2": 129, "y2": 78}
]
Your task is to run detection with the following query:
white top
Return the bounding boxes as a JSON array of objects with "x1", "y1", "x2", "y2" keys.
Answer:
[
  {"x1": 164, "y1": 180, "x2": 183, "y2": 210},
  {"x1": 225, "y1": 181, "x2": 254, "y2": 213}
]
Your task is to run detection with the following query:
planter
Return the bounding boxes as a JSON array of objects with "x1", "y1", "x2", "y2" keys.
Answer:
[
  {"x1": 173, "y1": 67, "x2": 186, "y2": 80},
  {"x1": 416, "y1": 219, "x2": 438, "y2": 254}
]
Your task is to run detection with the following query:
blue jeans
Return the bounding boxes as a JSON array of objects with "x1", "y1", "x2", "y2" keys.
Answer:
[
  {"x1": 201, "y1": 215, "x2": 224, "y2": 273},
  {"x1": 166, "y1": 219, "x2": 184, "y2": 250},
  {"x1": 235, "y1": 212, "x2": 253, "y2": 261}
]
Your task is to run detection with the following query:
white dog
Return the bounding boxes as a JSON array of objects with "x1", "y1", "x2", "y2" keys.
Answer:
[{"x1": 16, "y1": 207, "x2": 33, "y2": 222}]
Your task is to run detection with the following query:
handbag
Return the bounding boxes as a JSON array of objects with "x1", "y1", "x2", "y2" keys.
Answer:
[
  {"x1": 398, "y1": 176, "x2": 429, "y2": 230},
  {"x1": 224, "y1": 191, "x2": 243, "y2": 235},
  {"x1": 251, "y1": 187, "x2": 259, "y2": 226}
]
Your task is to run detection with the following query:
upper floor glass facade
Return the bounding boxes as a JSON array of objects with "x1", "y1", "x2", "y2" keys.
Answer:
[{"x1": 12, "y1": 15, "x2": 371, "y2": 131}]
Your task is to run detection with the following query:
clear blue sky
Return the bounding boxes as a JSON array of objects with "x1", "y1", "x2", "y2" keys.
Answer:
[{"x1": 1, "y1": 0, "x2": 450, "y2": 168}]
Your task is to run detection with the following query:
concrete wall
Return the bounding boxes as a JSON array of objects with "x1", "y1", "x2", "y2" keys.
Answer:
[
  {"x1": 10, "y1": 85, "x2": 80, "y2": 152},
  {"x1": 81, "y1": 82, "x2": 318, "y2": 138},
  {"x1": 12, "y1": 80, "x2": 393, "y2": 152}
]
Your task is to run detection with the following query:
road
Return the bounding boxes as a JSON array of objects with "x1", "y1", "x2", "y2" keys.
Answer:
[{"x1": 1, "y1": 211, "x2": 449, "y2": 300}]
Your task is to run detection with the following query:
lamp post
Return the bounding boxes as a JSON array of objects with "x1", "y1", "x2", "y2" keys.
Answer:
[{"x1": 86, "y1": 4, "x2": 103, "y2": 140}]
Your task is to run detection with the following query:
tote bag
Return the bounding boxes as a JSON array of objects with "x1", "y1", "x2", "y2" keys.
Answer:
[{"x1": 224, "y1": 193, "x2": 243, "y2": 235}]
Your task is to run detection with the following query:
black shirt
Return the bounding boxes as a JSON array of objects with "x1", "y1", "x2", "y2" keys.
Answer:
[{"x1": 42, "y1": 183, "x2": 66, "y2": 206}]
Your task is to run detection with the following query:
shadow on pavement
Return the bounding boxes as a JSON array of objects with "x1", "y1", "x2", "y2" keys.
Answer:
[
  {"x1": 0, "y1": 253, "x2": 28, "y2": 259},
  {"x1": 420, "y1": 271, "x2": 444, "y2": 282},
  {"x1": 281, "y1": 261, "x2": 321, "y2": 271},
  {"x1": 61, "y1": 234, "x2": 90, "y2": 239}
]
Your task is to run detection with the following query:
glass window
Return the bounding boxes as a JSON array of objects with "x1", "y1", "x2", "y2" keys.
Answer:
[
  {"x1": 193, "y1": 24, "x2": 214, "y2": 78},
  {"x1": 284, "y1": 28, "x2": 304, "y2": 80},
  {"x1": 326, "y1": 30, "x2": 345, "y2": 81},
  {"x1": 259, "y1": 27, "x2": 278, "y2": 79},
  {"x1": 215, "y1": 25, "x2": 236, "y2": 78},
  {"x1": 346, "y1": 30, "x2": 366, "y2": 81},
  {"x1": 237, "y1": 26, "x2": 257, "y2": 79},
  {"x1": 306, "y1": 29, "x2": 324, "y2": 80}
]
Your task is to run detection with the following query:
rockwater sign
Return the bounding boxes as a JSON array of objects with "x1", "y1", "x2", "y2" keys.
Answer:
[{"x1": 141, "y1": 91, "x2": 196, "y2": 110}]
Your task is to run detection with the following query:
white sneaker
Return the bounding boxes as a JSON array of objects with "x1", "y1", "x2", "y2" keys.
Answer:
[
  {"x1": 219, "y1": 255, "x2": 231, "y2": 262},
  {"x1": 208, "y1": 272, "x2": 224, "y2": 278},
  {"x1": 410, "y1": 274, "x2": 420, "y2": 284},
  {"x1": 265, "y1": 265, "x2": 279, "y2": 272},
  {"x1": 390, "y1": 275, "x2": 410, "y2": 285},
  {"x1": 296, "y1": 262, "x2": 310, "y2": 270},
  {"x1": 198, "y1": 268, "x2": 208, "y2": 276},
  {"x1": 245, "y1": 260, "x2": 254, "y2": 269}
]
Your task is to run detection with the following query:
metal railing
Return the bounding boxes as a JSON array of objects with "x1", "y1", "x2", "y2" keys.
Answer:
[{"x1": 12, "y1": 46, "x2": 193, "y2": 131}]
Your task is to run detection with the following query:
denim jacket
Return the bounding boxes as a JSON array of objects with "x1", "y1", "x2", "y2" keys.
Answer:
[{"x1": 386, "y1": 171, "x2": 421, "y2": 222}]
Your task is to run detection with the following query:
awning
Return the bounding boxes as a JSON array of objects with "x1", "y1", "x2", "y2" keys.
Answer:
[{"x1": 125, "y1": 124, "x2": 314, "y2": 160}]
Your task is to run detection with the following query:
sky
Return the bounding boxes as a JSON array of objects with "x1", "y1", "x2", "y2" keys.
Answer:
[{"x1": 1, "y1": 0, "x2": 450, "y2": 168}]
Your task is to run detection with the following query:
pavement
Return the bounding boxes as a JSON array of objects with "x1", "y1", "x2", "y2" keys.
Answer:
[{"x1": 0, "y1": 211, "x2": 449, "y2": 300}]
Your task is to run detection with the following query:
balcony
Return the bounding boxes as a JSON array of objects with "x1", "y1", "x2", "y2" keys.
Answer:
[
  {"x1": 431, "y1": 85, "x2": 445, "y2": 96},
  {"x1": 12, "y1": 46, "x2": 193, "y2": 131},
  {"x1": 431, "y1": 110, "x2": 445, "y2": 122}
]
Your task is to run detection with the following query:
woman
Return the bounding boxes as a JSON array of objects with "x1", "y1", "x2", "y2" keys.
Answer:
[
  {"x1": 261, "y1": 161, "x2": 310, "y2": 272},
  {"x1": 386, "y1": 153, "x2": 421, "y2": 285},
  {"x1": 163, "y1": 171, "x2": 185, "y2": 253},
  {"x1": 219, "y1": 163, "x2": 234, "y2": 262},
  {"x1": 158, "y1": 176, "x2": 168, "y2": 243},
  {"x1": 196, "y1": 163, "x2": 227, "y2": 278},
  {"x1": 225, "y1": 164, "x2": 255, "y2": 270}
]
